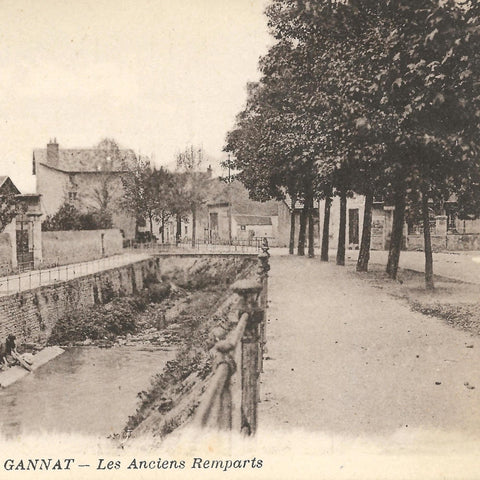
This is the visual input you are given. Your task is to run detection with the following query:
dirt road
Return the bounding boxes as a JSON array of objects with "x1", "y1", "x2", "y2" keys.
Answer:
[{"x1": 259, "y1": 255, "x2": 480, "y2": 438}]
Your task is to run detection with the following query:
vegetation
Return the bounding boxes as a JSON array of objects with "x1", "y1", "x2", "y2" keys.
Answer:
[
  {"x1": 120, "y1": 147, "x2": 211, "y2": 244},
  {"x1": 175, "y1": 146, "x2": 212, "y2": 247},
  {"x1": 42, "y1": 203, "x2": 113, "y2": 231},
  {"x1": 48, "y1": 296, "x2": 141, "y2": 344},
  {"x1": 0, "y1": 193, "x2": 24, "y2": 233},
  {"x1": 225, "y1": 0, "x2": 480, "y2": 289}
]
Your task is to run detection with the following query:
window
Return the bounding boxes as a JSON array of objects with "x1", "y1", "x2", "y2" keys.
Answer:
[
  {"x1": 240, "y1": 225, "x2": 246, "y2": 231},
  {"x1": 185, "y1": 226, "x2": 188, "y2": 235},
  {"x1": 68, "y1": 192, "x2": 77, "y2": 201}
]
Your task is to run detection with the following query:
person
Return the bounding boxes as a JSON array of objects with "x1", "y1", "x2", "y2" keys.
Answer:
[
  {"x1": 5, "y1": 334, "x2": 18, "y2": 365},
  {"x1": 0, "y1": 339, "x2": 8, "y2": 369},
  {"x1": 262, "y1": 237, "x2": 270, "y2": 257},
  {"x1": 5, "y1": 334, "x2": 32, "y2": 370}
]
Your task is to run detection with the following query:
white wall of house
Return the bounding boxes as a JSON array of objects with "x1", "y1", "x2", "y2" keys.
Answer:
[
  {"x1": 319, "y1": 195, "x2": 366, "y2": 250},
  {"x1": 233, "y1": 220, "x2": 274, "y2": 240}
]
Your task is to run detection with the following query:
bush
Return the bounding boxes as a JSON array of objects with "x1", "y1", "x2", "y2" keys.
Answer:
[
  {"x1": 42, "y1": 203, "x2": 113, "y2": 231},
  {"x1": 148, "y1": 283, "x2": 171, "y2": 303},
  {"x1": 48, "y1": 297, "x2": 141, "y2": 344}
]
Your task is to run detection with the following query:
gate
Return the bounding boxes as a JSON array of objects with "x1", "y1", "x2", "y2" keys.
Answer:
[{"x1": 16, "y1": 216, "x2": 34, "y2": 272}]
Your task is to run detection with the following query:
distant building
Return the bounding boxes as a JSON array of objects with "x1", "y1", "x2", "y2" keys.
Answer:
[
  {"x1": 319, "y1": 193, "x2": 480, "y2": 252},
  {"x1": 0, "y1": 176, "x2": 42, "y2": 273},
  {"x1": 33, "y1": 139, "x2": 137, "y2": 239},
  {"x1": 277, "y1": 196, "x2": 320, "y2": 249},
  {"x1": 206, "y1": 180, "x2": 279, "y2": 245},
  {"x1": 319, "y1": 194, "x2": 389, "y2": 251}
]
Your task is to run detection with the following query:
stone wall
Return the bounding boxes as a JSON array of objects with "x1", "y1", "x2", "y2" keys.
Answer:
[
  {"x1": 0, "y1": 257, "x2": 159, "y2": 345},
  {"x1": 446, "y1": 234, "x2": 480, "y2": 251},
  {"x1": 406, "y1": 235, "x2": 447, "y2": 252},
  {"x1": 42, "y1": 229, "x2": 123, "y2": 267},
  {"x1": 406, "y1": 233, "x2": 480, "y2": 251}
]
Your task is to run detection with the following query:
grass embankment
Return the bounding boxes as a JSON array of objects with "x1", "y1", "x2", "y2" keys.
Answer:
[
  {"x1": 123, "y1": 256, "x2": 257, "y2": 439},
  {"x1": 353, "y1": 261, "x2": 480, "y2": 336}
]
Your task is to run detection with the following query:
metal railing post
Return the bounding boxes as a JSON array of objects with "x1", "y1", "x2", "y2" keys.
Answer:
[
  {"x1": 257, "y1": 248, "x2": 270, "y2": 374},
  {"x1": 231, "y1": 279, "x2": 263, "y2": 436}
]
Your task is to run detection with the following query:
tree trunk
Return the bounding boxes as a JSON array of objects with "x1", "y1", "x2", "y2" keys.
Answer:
[
  {"x1": 307, "y1": 196, "x2": 315, "y2": 258},
  {"x1": 422, "y1": 192, "x2": 434, "y2": 290},
  {"x1": 176, "y1": 214, "x2": 182, "y2": 245},
  {"x1": 336, "y1": 191, "x2": 347, "y2": 266},
  {"x1": 161, "y1": 216, "x2": 165, "y2": 244},
  {"x1": 289, "y1": 197, "x2": 296, "y2": 255},
  {"x1": 297, "y1": 203, "x2": 307, "y2": 256},
  {"x1": 149, "y1": 214, "x2": 153, "y2": 237},
  {"x1": 386, "y1": 186, "x2": 406, "y2": 279},
  {"x1": 356, "y1": 191, "x2": 373, "y2": 272},
  {"x1": 321, "y1": 195, "x2": 332, "y2": 262},
  {"x1": 191, "y1": 206, "x2": 197, "y2": 248}
]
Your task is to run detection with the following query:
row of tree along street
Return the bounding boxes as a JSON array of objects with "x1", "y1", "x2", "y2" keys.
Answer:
[
  {"x1": 225, "y1": 0, "x2": 480, "y2": 289},
  {"x1": 120, "y1": 145, "x2": 211, "y2": 246},
  {"x1": 41, "y1": 141, "x2": 211, "y2": 247}
]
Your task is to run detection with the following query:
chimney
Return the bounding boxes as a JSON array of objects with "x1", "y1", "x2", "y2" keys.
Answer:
[{"x1": 47, "y1": 138, "x2": 59, "y2": 167}]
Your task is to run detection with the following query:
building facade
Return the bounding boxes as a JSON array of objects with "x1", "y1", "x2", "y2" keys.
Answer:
[
  {"x1": 33, "y1": 139, "x2": 137, "y2": 239},
  {"x1": 206, "y1": 180, "x2": 280, "y2": 245},
  {"x1": 319, "y1": 193, "x2": 480, "y2": 252}
]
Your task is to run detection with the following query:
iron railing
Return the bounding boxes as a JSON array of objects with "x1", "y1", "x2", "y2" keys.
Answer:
[
  {"x1": 125, "y1": 237, "x2": 266, "y2": 254},
  {"x1": 0, "y1": 253, "x2": 149, "y2": 296}
]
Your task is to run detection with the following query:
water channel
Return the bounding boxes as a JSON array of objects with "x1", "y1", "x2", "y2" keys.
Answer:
[{"x1": 0, "y1": 346, "x2": 175, "y2": 438}]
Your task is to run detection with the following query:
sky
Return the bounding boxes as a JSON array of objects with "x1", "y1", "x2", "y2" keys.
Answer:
[{"x1": 0, "y1": 0, "x2": 273, "y2": 192}]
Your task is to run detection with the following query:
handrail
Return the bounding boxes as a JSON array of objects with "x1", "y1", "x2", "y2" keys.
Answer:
[
  {"x1": 125, "y1": 238, "x2": 264, "y2": 254},
  {"x1": 0, "y1": 253, "x2": 149, "y2": 296},
  {"x1": 192, "y1": 247, "x2": 269, "y2": 435},
  {"x1": 193, "y1": 312, "x2": 249, "y2": 429}
]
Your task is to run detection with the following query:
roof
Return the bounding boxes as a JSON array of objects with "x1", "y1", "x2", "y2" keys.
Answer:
[
  {"x1": 0, "y1": 176, "x2": 21, "y2": 195},
  {"x1": 207, "y1": 179, "x2": 279, "y2": 216},
  {"x1": 283, "y1": 193, "x2": 305, "y2": 211},
  {"x1": 33, "y1": 147, "x2": 137, "y2": 173},
  {"x1": 233, "y1": 214, "x2": 272, "y2": 226}
]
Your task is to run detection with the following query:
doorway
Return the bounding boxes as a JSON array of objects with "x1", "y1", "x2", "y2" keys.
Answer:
[{"x1": 348, "y1": 208, "x2": 359, "y2": 246}]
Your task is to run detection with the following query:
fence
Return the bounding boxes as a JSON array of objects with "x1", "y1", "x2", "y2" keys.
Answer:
[
  {"x1": 0, "y1": 254, "x2": 141, "y2": 296},
  {"x1": 192, "y1": 245, "x2": 270, "y2": 435},
  {"x1": 126, "y1": 237, "x2": 264, "y2": 254}
]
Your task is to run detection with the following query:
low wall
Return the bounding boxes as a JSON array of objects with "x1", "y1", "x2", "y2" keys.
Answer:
[
  {"x1": 42, "y1": 229, "x2": 123, "y2": 267},
  {"x1": 406, "y1": 235, "x2": 447, "y2": 252},
  {"x1": 446, "y1": 234, "x2": 480, "y2": 251},
  {"x1": 0, "y1": 233, "x2": 12, "y2": 276},
  {"x1": 0, "y1": 257, "x2": 158, "y2": 345},
  {"x1": 406, "y1": 233, "x2": 480, "y2": 252}
]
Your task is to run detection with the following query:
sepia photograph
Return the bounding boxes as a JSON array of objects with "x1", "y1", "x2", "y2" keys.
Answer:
[{"x1": 0, "y1": 0, "x2": 480, "y2": 479}]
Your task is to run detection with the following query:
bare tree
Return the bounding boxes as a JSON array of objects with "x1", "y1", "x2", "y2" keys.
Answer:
[{"x1": 175, "y1": 146, "x2": 211, "y2": 247}]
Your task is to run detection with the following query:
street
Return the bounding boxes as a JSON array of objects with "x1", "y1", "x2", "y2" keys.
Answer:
[{"x1": 260, "y1": 255, "x2": 480, "y2": 450}]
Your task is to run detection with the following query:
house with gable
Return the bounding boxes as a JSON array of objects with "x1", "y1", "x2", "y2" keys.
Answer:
[
  {"x1": 206, "y1": 179, "x2": 281, "y2": 245},
  {"x1": 33, "y1": 139, "x2": 137, "y2": 239}
]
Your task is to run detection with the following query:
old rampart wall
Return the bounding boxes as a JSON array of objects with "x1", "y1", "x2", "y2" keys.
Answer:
[{"x1": 0, "y1": 257, "x2": 158, "y2": 345}]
